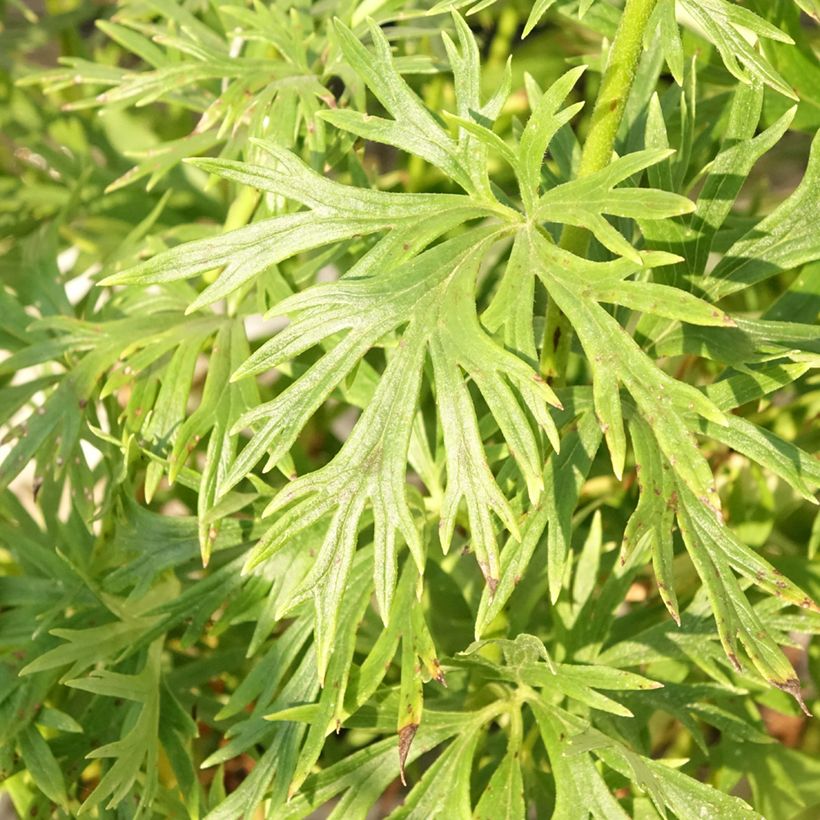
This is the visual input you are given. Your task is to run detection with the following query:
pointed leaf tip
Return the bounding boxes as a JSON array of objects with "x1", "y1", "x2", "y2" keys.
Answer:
[
  {"x1": 398, "y1": 723, "x2": 418, "y2": 786},
  {"x1": 776, "y1": 678, "x2": 812, "y2": 717}
]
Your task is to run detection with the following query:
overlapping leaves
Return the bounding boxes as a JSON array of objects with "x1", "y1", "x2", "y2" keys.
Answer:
[
  {"x1": 102, "y1": 16, "x2": 732, "y2": 675},
  {"x1": 2, "y1": 2, "x2": 819, "y2": 817},
  {"x1": 98, "y1": 10, "x2": 820, "y2": 698}
]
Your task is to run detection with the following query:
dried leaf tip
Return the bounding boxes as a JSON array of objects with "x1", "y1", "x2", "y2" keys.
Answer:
[
  {"x1": 398, "y1": 723, "x2": 418, "y2": 786},
  {"x1": 776, "y1": 678, "x2": 812, "y2": 718}
]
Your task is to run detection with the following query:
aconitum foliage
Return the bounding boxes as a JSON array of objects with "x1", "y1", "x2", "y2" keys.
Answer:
[{"x1": 1, "y1": 0, "x2": 819, "y2": 817}]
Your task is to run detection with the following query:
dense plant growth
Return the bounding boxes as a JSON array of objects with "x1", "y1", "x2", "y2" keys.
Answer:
[{"x1": 1, "y1": 0, "x2": 819, "y2": 816}]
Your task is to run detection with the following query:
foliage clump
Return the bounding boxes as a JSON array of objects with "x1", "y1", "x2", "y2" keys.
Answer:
[{"x1": 1, "y1": 0, "x2": 819, "y2": 817}]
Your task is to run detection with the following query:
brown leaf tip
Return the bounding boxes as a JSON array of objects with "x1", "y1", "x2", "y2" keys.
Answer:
[
  {"x1": 398, "y1": 723, "x2": 418, "y2": 786},
  {"x1": 775, "y1": 678, "x2": 812, "y2": 717},
  {"x1": 800, "y1": 596, "x2": 820, "y2": 614}
]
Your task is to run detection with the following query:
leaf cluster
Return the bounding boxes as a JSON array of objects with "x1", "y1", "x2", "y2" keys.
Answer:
[{"x1": 1, "y1": 0, "x2": 819, "y2": 817}]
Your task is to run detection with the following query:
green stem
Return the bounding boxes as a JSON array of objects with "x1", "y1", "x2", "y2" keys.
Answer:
[{"x1": 539, "y1": 0, "x2": 660, "y2": 384}]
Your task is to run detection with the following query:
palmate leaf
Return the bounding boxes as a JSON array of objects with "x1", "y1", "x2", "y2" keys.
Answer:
[
  {"x1": 104, "y1": 139, "x2": 498, "y2": 308},
  {"x1": 559, "y1": 712, "x2": 763, "y2": 819},
  {"x1": 100, "y1": 21, "x2": 669, "y2": 621},
  {"x1": 261, "y1": 565, "x2": 445, "y2": 806},
  {"x1": 276, "y1": 706, "x2": 486, "y2": 820},
  {"x1": 278, "y1": 642, "x2": 676, "y2": 818},
  {"x1": 318, "y1": 640, "x2": 759, "y2": 820},
  {"x1": 456, "y1": 645, "x2": 663, "y2": 718},
  {"x1": 233, "y1": 228, "x2": 561, "y2": 670}
]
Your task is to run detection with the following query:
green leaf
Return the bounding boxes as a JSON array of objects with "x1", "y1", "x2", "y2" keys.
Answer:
[
  {"x1": 624, "y1": 417, "x2": 679, "y2": 624},
  {"x1": 325, "y1": 19, "x2": 471, "y2": 191},
  {"x1": 677, "y1": 490, "x2": 811, "y2": 712},
  {"x1": 698, "y1": 414, "x2": 820, "y2": 504},
  {"x1": 535, "y1": 149, "x2": 695, "y2": 262},
  {"x1": 474, "y1": 748, "x2": 525, "y2": 820},
  {"x1": 517, "y1": 67, "x2": 586, "y2": 211},
  {"x1": 18, "y1": 725, "x2": 69, "y2": 807},
  {"x1": 476, "y1": 411, "x2": 602, "y2": 627},
  {"x1": 652, "y1": 0, "x2": 684, "y2": 85},
  {"x1": 530, "y1": 702, "x2": 630, "y2": 819},
  {"x1": 678, "y1": 0, "x2": 796, "y2": 99},
  {"x1": 522, "y1": 0, "x2": 559, "y2": 38},
  {"x1": 704, "y1": 130, "x2": 820, "y2": 300},
  {"x1": 288, "y1": 556, "x2": 372, "y2": 795},
  {"x1": 389, "y1": 723, "x2": 481, "y2": 817},
  {"x1": 442, "y1": 11, "x2": 511, "y2": 195},
  {"x1": 277, "y1": 712, "x2": 472, "y2": 819},
  {"x1": 397, "y1": 609, "x2": 425, "y2": 785},
  {"x1": 69, "y1": 640, "x2": 163, "y2": 814},
  {"x1": 690, "y1": 84, "x2": 794, "y2": 276},
  {"x1": 5, "y1": 4, "x2": 819, "y2": 818},
  {"x1": 587, "y1": 280, "x2": 735, "y2": 327},
  {"x1": 531, "y1": 228, "x2": 726, "y2": 513},
  {"x1": 35, "y1": 706, "x2": 83, "y2": 734}
]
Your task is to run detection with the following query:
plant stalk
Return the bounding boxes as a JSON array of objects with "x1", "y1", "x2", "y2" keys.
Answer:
[{"x1": 539, "y1": 0, "x2": 660, "y2": 384}]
